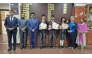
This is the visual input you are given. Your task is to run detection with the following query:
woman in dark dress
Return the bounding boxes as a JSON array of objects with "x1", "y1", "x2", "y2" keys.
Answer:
[{"x1": 58, "y1": 17, "x2": 68, "y2": 48}]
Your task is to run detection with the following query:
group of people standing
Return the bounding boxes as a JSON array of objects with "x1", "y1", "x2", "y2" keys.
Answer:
[{"x1": 4, "y1": 10, "x2": 88, "y2": 51}]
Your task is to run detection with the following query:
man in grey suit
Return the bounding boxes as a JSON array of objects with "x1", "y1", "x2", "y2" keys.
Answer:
[{"x1": 18, "y1": 14, "x2": 28, "y2": 49}]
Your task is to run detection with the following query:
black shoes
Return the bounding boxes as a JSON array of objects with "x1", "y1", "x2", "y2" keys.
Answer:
[
  {"x1": 51, "y1": 46, "x2": 55, "y2": 48},
  {"x1": 30, "y1": 46, "x2": 32, "y2": 49},
  {"x1": 48, "y1": 46, "x2": 55, "y2": 49},
  {"x1": 8, "y1": 48, "x2": 12, "y2": 51},
  {"x1": 40, "y1": 45, "x2": 46, "y2": 49},
  {"x1": 40, "y1": 46, "x2": 43, "y2": 49},
  {"x1": 43, "y1": 45, "x2": 46, "y2": 48},
  {"x1": 60, "y1": 46, "x2": 64, "y2": 48},
  {"x1": 24, "y1": 46, "x2": 26, "y2": 49},
  {"x1": 8, "y1": 47, "x2": 16, "y2": 51},
  {"x1": 48, "y1": 46, "x2": 51, "y2": 49},
  {"x1": 20, "y1": 46, "x2": 26, "y2": 49},
  {"x1": 33, "y1": 46, "x2": 36, "y2": 48},
  {"x1": 13, "y1": 48, "x2": 16, "y2": 50},
  {"x1": 30, "y1": 46, "x2": 37, "y2": 49},
  {"x1": 52, "y1": 46, "x2": 55, "y2": 49},
  {"x1": 20, "y1": 46, "x2": 23, "y2": 49}
]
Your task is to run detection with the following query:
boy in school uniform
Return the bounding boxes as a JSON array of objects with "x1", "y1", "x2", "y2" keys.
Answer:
[
  {"x1": 39, "y1": 14, "x2": 47, "y2": 49},
  {"x1": 48, "y1": 15, "x2": 58, "y2": 48}
]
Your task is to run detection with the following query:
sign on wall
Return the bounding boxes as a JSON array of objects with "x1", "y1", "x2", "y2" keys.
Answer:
[
  {"x1": 63, "y1": 3, "x2": 67, "y2": 14},
  {"x1": 48, "y1": 3, "x2": 54, "y2": 21},
  {"x1": 10, "y1": 3, "x2": 19, "y2": 15},
  {"x1": 22, "y1": 3, "x2": 29, "y2": 19}
]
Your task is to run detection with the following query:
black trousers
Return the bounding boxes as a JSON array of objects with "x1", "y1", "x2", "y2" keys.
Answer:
[
  {"x1": 7, "y1": 31, "x2": 17, "y2": 48},
  {"x1": 48, "y1": 30, "x2": 56, "y2": 47},
  {"x1": 68, "y1": 32, "x2": 77, "y2": 48},
  {"x1": 40, "y1": 30, "x2": 46, "y2": 46}
]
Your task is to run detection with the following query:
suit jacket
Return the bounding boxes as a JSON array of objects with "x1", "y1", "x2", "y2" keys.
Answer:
[
  {"x1": 28, "y1": 18, "x2": 39, "y2": 32},
  {"x1": 4, "y1": 16, "x2": 18, "y2": 32},
  {"x1": 18, "y1": 19, "x2": 28, "y2": 32},
  {"x1": 68, "y1": 22, "x2": 78, "y2": 33}
]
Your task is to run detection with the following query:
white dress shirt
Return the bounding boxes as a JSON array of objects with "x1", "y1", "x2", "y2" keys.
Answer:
[{"x1": 10, "y1": 16, "x2": 14, "y2": 22}]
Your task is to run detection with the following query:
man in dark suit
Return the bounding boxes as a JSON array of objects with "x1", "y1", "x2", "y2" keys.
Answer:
[
  {"x1": 18, "y1": 14, "x2": 28, "y2": 49},
  {"x1": 4, "y1": 10, "x2": 18, "y2": 51}
]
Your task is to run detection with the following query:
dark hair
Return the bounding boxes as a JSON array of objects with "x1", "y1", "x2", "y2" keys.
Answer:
[
  {"x1": 30, "y1": 12, "x2": 35, "y2": 15},
  {"x1": 51, "y1": 15, "x2": 55, "y2": 17},
  {"x1": 81, "y1": 18, "x2": 86, "y2": 22},
  {"x1": 68, "y1": 19, "x2": 70, "y2": 23},
  {"x1": 10, "y1": 10, "x2": 14, "y2": 13},
  {"x1": 61, "y1": 17, "x2": 66, "y2": 23},
  {"x1": 41, "y1": 14, "x2": 45, "y2": 17}
]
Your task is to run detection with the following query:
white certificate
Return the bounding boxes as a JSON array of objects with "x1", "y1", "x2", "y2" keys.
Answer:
[
  {"x1": 39, "y1": 23, "x2": 47, "y2": 29},
  {"x1": 60, "y1": 23, "x2": 68, "y2": 29},
  {"x1": 52, "y1": 22, "x2": 59, "y2": 29}
]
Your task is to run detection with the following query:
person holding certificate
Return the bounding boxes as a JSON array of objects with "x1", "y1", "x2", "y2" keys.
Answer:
[
  {"x1": 39, "y1": 14, "x2": 47, "y2": 49},
  {"x1": 58, "y1": 17, "x2": 68, "y2": 48},
  {"x1": 48, "y1": 15, "x2": 58, "y2": 48}
]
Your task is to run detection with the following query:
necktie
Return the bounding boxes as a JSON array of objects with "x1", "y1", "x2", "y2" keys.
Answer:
[{"x1": 10, "y1": 17, "x2": 12, "y2": 23}]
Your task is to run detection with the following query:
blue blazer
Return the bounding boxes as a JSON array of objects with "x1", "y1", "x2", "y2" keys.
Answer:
[
  {"x1": 68, "y1": 22, "x2": 78, "y2": 33},
  {"x1": 4, "y1": 16, "x2": 18, "y2": 32},
  {"x1": 28, "y1": 18, "x2": 39, "y2": 32}
]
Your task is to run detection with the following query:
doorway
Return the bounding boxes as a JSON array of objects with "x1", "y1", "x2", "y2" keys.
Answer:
[{"x1": 0, "y1": 9, "x2": 9, "y2": 35}]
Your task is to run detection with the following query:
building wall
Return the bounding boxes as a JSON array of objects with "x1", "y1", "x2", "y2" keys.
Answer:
[{"x1": 0, "y1": 3, "x2": 9, "y2": 9}]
